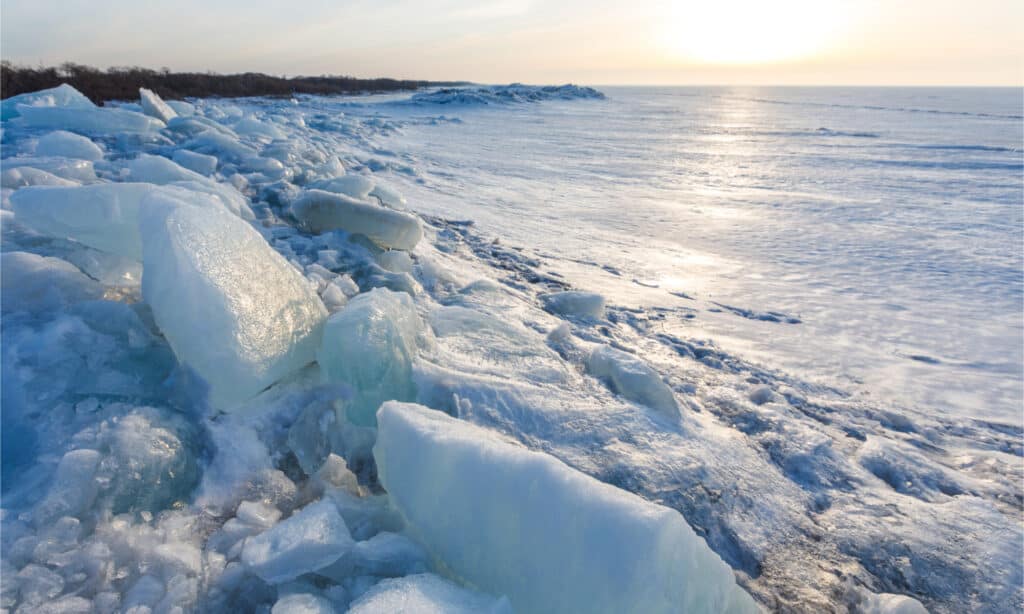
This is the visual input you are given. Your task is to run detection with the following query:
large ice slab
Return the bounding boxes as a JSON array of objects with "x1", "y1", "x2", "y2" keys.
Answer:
[
  {"x1": 348, "y1": 574, "x2": 512, "y2": 614},
  {"x1": 12, "y1": 183, "x2": 253, "y2": 260},
  {"x1": 140, "y1": 191, "x2": 327, "y2": 408},
  {"x1": 374, "y1": 402, "x2": 758, "y2": 614},
  {"x1": 123, "y1": 153, "x2": 207, "y2": 184},
  {"x1": 541, "y1": 290, "x2": 606, "y2": 319},
  {"x1": 139, "y1": 88, "x2": 178, "y2": 123},
  {"x1": 17, "y1": 104, "x2": 165, "y2": 135},
  {"x1": 34, "y1": 130, "x2": 104, "y2": 161},
  {"x1": 291, "y1": 189, "x2": 422, "y2": 250},
  {"x1": 585, "y1": 345, "x2": 679, "y2": 418},
  {"x1": 1, "y1": 84, "x2": 94, "y2": 120},
  {"x1": 241, "y1": 499, "x2": 353, "y2": 584},
  {"x1": 11, "y1": 183, "x2": 155, "y2": 259},
  {"x1": 318, "y1": 288, "x2": 424, "y2": 426}
]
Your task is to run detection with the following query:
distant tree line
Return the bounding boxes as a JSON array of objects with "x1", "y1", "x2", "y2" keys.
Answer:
[{"x1": 1, "y1": 62, "x2": 469, "y2": 102}]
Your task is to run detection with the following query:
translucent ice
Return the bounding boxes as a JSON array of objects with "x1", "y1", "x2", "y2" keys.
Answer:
[
  {"x1": 347, "y1": 574, "x2": 512, "y2": 614},
  {"x1": 17, "y1": 104, "x2": 165, "y2": 135},
  {"x1": 171, "y1": 149, "x2": 218, "y2": 176},
  {"x1": 165, "y1": 99, "x2": 196, "y2": 117},
  {"x1": 11, "y1": 183, "x2": 157, "y2": 259},
  {"x1": 2, "y1": 156, "x2": 96, "y2": 183},
  {"x1": 374, "y1": 402, "x2": 757, "y2": 614},
  {"x1": 585, "y1": 345, "x2": 679, "y2": 418},
  {"x1": 541, "y1": 290, "x2": 606, "y2": 319},
  {"x1": 291, "y1": 189, "x2": 423, "y2": 250},
  {"x1": 314, "y1": 174, "x2": 375, "y2": 200},
  {"x1": 139, "y1": 88, "x2": 178, "y2": 123},
  {"x1": 139, "y1": 192, "x2": 327, "y2": 408},
  {"x1": 241, "y1": 499, "x2": 354, "y2": 584},
  {"x1": 1, "y1": 166, "x2": 78, "y2": 189},
  {"x1": 1, "y1": 252, "x2": 102, "y2": 314},
  {"x1": 318, "y1": 288, "x2": 424, "y2": 426},
  {"x1": 123, "y1": 153, "x2": 208, "y2": 184},
  {"x1": 272, "y1": 593, "x2": 335, "y2": 614},
  {"x1": 34, "y1": 130, "x2": 104, "y2": 161}
]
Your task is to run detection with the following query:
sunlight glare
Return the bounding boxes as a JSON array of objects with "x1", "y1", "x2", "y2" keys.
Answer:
[{"x1": 659, "y1": 0, "x2": 849, "y2": 65}]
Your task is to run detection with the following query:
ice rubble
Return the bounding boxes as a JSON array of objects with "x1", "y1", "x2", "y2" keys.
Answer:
[
  {"x1": 3, "y1": 82, "x2": 991, "y2": 613},
  {"x1": 374, "y1": 401, "x2": 759, "y2": 614},
  {"x1": 291, "y1": 189, "x2": 423, "y2": 250},
  {"x1": 139, "y1": 191, "x2": 327, "y2": 408},
  {"x1": 241, "y1": 499, "x2": 354, "y2": 584}
]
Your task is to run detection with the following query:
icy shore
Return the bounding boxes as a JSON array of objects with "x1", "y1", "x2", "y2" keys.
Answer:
[{"x1": 1, "y1": 83, "x2": 1016, "y2": 613}]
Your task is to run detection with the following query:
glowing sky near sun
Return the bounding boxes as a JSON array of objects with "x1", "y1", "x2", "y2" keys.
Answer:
[{"x1": 1, "y1": 0, "x2": 1021, "y2": 85}]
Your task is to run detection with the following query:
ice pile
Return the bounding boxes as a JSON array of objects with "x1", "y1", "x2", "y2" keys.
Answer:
[
  {"x1": 409, "y1": 84, "x2": 606, "y2": 105},
  {"x1": 2, "y1": 81, "x2": 964, "y2": 613}
]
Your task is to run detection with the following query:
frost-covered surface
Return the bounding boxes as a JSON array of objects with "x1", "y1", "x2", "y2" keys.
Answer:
[{"x1": 0, "y1": 83, "x2": 1019, "y2": 613}]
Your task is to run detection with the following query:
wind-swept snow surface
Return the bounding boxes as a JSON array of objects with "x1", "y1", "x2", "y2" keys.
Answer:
[{"x1": 0, "y1": 83, "x2": 1019, "y2": 613}]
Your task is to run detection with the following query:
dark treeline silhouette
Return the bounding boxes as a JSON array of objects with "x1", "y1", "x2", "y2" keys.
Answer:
[{"x1": 1, "y1": 62, "x2": 468, "y2": 103}]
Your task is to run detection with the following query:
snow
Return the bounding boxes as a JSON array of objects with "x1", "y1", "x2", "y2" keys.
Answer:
[
  {"x1": 374, "y1": 401, "x2": 759, "y2": 614},
  {"x1": 348, "y1": 574, "x2": 513, "y2": 614},
  {"x1": 34, "y1": 130, "x2": 104, "y2": 161},
  {"x1": 291, "y1": 189, "x2": 423, "y2": 250},
  {"x1": 318, "y1": 288, "x2": 425, "y2": 426},
  {"x1": 240, "y1": 499, "x2": 354, "y2": 584},
  {"x1": 139, "y1": 191, "x2": 327, "y2": 408},
  {"x1": 139, "y1": 87, "x2": 178, "y2": 123}
]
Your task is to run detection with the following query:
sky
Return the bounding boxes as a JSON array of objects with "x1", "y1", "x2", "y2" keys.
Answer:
[{"x1": 2, "y1": 0, "x2": 1022, "y2": 86}]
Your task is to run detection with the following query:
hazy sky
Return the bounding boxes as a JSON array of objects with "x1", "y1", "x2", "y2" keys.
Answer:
[{"x1": 2, "y1": 0, "x2": 1022, "y2": 85}]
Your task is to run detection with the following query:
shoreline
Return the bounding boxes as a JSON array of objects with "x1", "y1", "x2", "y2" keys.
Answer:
[{"x1": 1, "y1": 62, "x2": 469, "y2": 104}]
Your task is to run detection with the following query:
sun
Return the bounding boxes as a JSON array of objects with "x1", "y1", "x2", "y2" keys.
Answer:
[{"x1": 658, "y1": 0, "x2": 848, "y2": 65}]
